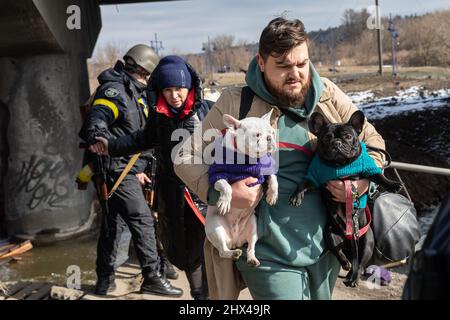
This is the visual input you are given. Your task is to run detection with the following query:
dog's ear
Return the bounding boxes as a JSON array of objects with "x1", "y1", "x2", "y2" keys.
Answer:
[
  {"x1": 223, "y1": 114, "x2": 241, "y2": 131},
  {"x1": 308, "y1": 112, "x2": 328, "y2": 135},
  {"x1": 261, "y1": 109, "x2": 273, "y2": 123},
  {"x1": 347, "y1": 111, "x2": 365, "y2": 135}
]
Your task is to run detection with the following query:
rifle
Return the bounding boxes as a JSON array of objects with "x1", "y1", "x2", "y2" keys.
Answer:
[
  {"x1": 79, "y1": 141, "x2": 110, "y2": 237},
  {"x1": 143, "y1": 153, "x2": 158, "y2": 210}
]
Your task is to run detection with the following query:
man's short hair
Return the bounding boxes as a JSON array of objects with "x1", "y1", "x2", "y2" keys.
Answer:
[{"x1": 259, "y1": 17, "x2": 308, "y2": 61}]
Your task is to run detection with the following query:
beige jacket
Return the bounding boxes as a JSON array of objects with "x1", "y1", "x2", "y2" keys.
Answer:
[
  {"x1": 174, "y1": 77, "x2": 385, "y2": 299},
  {"x1": 175, "y1": 77, "x2": 385, "y2": 203}
]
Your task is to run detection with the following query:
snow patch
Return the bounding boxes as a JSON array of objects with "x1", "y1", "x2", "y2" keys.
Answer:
[{"x1": 349, "y1": 86, "x2": 450, "y2": 120}]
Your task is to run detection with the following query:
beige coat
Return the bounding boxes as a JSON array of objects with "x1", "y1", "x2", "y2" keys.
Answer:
[{"x1": 174, "y1": 77, "x2": 386, "y2": 299}]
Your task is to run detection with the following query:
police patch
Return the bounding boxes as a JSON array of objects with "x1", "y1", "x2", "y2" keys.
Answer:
[{"x1": 105, "y1": 88, "x2": 119, "y2": 98}]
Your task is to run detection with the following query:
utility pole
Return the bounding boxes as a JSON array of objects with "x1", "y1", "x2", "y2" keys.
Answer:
[
  {"x1": 376, "y1": 0, "x2": 383, "y2": 75},
  {"x1": 329, "y1": 30, "x2": 337, "y2": 73},
  {"x1": 202, "y1": 36, "x2": 215, "y2": 84},
  {"x1": 388, "y1": 14, "x2": 399, "y2": 77},
  {"x1": 150, "y1": 33, "x2": 164, "y2": 56}
]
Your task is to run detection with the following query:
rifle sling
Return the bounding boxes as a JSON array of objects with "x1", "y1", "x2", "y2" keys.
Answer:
[{"x1": 108, "y1": 153, "x2": 141, "y2": 199}]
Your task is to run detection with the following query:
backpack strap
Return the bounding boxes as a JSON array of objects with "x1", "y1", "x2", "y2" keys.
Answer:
[
  {"x1": 279, "y1": 107, "x2": 307, "y2": 124},
  {"x1": 239, "y1": 86, "x2": 255, "y2": 120}
]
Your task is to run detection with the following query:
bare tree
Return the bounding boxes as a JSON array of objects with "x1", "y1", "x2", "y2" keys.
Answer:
[
  {"x1": 211, "y1": 34, "x2": 235, "y2": 50},
  {"x1": 87, "y1": 41, "x2": 129, "y2": 92}
]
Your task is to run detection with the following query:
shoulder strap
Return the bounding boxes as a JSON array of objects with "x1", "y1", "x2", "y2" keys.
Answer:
[
  {"x1": 107, "y1": 153, "x2": 141, "y2": 198},
  {"x1": 279, "y1": 107, "x2": 307, "y2": 124},
  {"x1": 239, "y1": 86, "x2": 255, "y2": 120}
]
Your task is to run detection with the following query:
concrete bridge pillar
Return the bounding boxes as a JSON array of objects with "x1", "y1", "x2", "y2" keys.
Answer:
[{"x1": 0, "y1": 0, "x2": 101, "y2": 241}]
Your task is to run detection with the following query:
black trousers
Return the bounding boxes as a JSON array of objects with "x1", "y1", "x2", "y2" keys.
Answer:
[
  {"x1": 157, "y1": 180, "x2": 208, "y2": 298},
  {"x1": 96, "y1": 174, "x2": 159, "y2": 279}
]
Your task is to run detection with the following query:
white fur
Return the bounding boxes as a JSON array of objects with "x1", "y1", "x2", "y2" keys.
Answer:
[{"x1": 206, "y1": 110, "x2": 278, "y2": 267}]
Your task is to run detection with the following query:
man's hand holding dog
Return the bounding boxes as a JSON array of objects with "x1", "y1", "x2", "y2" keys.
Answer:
[
  {"x1": 230, "y1": 177, "x2": 263, "y2": 208},
  {"x1": 326, "y1": 179, "x2": 369, "y2": 203}
]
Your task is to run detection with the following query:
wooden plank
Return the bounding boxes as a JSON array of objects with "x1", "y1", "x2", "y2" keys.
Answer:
[
  {"x1": 26, "y1": 283, "x2": 52, "y2": 300},
  {"x1": 8, "y1": 282, "x2": 42, "y2": 300},
  {"x1": 124, "y1": 262, "x2": 140, "y2": 268},
  {"x1": 116, "y1": 264, "x2": 141, "y2": 276},
  {"x1": 0, "y1": 243, "x2": 16, "y2": 254},
  {"x1": 2, "y1": 281, "x2": 30, "y2": 296},
  {"x1": 0, "y1": 240, "x2": 33, "y2": 259},
  {"x1": 0, "y1": 257, "x2": 12, "y2": 266},
  {"x1": 0, "y1": 282, "x2": 8, "y2": 301}
]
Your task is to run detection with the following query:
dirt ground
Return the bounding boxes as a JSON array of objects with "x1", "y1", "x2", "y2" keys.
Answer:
[
  {"x1": 332, "y1": 267, "x2": 409, "y2": 300},
  {"x1": 77, "y1": 262, "x2": 409, "y2": 300}
]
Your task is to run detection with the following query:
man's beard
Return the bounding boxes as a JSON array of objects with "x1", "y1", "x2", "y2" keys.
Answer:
[{"x1": 264, "y1": 73, "x2": 312, "y2": 108}]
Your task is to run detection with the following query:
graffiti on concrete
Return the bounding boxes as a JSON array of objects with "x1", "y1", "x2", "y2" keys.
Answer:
[{"x1": 14, "y1": 154, "x2": 69, "y2": 210}]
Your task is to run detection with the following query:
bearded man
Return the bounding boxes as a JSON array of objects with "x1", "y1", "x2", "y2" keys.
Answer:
[{"x1": 174, "y1": 17, "x2": 385, "y2": 300}]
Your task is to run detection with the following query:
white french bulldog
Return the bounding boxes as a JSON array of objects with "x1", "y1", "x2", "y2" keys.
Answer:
[{"x1": 205, "y1": 110, "x2": 278, "y2": 267}]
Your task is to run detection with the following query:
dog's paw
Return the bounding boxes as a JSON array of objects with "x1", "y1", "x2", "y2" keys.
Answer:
[
  {"x1": 342, "y1": 261, "x2": 352, "y2": 271},
  {"x1": 217, "y1": 197, "x2": 231, "y2": 215},
  {"x1": 289, "y1": 191, "x2": 305, "y2": 207},
  {"x1": 215, "y1": 180, "x2": 232, "y2": 215},
  {"x1": 217, "y1": 190, "x2": 232, "y2": 215},
  {"x1": 343, "y1": 279, "x2": 359, "y2": 288},
  {"x1": 247, "y1": 257, "x2": 260, "y2": 267},
  {"x1": 232, "y1": 249, "x2": 242, "y2": 260},
  {"x1": 266, "y1": 190, "x2": 278, "y2": 206}
]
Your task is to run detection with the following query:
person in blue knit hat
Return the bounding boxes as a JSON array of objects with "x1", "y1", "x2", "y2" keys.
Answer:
[
  {"x1": 89, "y1": 55, "x2": 214, "y2": 299},
  {"x1": 154, "y1": 55, "x2": 193, "y2": 118}
]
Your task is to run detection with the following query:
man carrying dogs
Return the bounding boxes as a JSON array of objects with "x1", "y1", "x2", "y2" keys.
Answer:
[{"x1": 174, "y1": 17, "x2": 386, "y2": 299}]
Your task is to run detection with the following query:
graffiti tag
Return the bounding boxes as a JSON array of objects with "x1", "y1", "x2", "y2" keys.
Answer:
[{"x1": 15, "y1": 155, "x2": 69, "y2": 210}]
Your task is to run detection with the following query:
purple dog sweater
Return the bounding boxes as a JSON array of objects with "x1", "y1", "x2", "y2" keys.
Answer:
[{"x1": 208, "y1": 146, "x2": 276, "y2": 187}]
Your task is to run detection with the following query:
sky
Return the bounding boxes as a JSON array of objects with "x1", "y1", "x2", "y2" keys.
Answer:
[{"x1": 95, "y1": 0, "x2": 450, "y2": 55}]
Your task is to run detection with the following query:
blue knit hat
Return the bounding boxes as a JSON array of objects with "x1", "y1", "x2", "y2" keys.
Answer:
[{"x1": 155, "y1": 55, "x2": 192, "y2": 90}]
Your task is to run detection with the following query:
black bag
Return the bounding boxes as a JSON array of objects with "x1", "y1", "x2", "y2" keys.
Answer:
[
  {"x1": 402, "y1": 192, "x2": 450, "y2": 300},
  {"x1": 365, "y1": 145, "x2": 422, "y2": 266},
  {"x1": 369, "y1": 191, "x2": 421, "y2": 265}
]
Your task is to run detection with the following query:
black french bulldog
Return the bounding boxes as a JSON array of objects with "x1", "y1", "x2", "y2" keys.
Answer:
[{"x1": 289, "y1": 110, "x2": 403, "y2": 287}]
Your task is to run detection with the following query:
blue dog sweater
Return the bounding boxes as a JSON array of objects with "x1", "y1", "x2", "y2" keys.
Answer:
[
  {"x1": 306, "y1": 142, "x2": 382, "y2": 208},
  {"x1": 208, "y1": 146, "x2": 276, "y2": 187}
]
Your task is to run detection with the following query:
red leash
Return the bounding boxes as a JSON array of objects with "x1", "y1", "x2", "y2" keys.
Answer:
[{"x1": 344, "y1": 180, "x2": 371, "y2": 240}]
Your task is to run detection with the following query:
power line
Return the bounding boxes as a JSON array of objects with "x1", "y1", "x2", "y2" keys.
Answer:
[{"x1": 150, "y1": 33, "x2": 164, "y2": 56}]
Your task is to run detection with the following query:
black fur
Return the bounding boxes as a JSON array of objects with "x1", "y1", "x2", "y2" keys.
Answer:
[{"x1": 289, "y1": 111, "x2": 403, "y2": 287}]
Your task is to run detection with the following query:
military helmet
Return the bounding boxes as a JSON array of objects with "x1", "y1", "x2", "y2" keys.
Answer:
[{"x1": 123, "y1": 44, "x2": 159, "y2": 74}]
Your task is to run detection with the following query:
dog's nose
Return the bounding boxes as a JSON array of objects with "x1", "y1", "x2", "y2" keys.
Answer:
[{"x1": 333, "y1": 140, "x2": 342, "y2": 148}]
